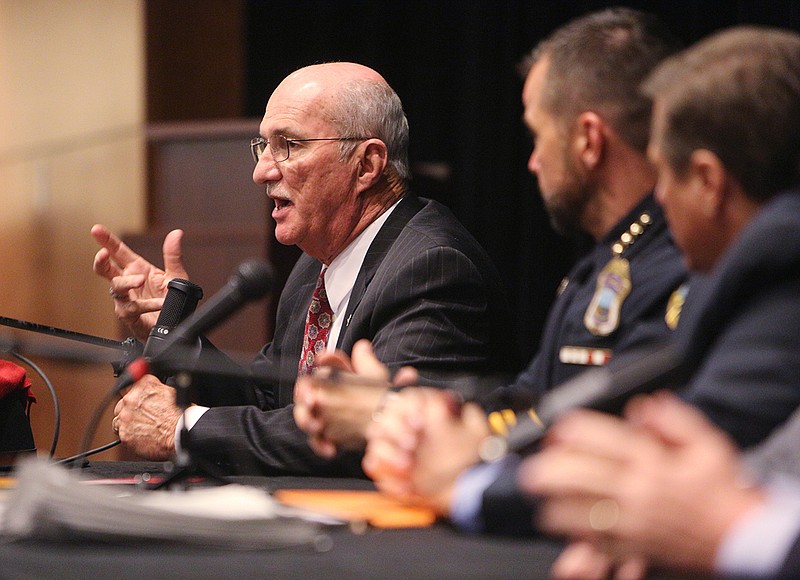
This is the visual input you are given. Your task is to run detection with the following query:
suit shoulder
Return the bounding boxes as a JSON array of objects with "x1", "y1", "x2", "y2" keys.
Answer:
[{"x1": 402, "y1": 198, "x2": 486, "y2": 251}]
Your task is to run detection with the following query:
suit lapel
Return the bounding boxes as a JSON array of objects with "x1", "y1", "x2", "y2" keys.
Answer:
[{"x1": 335, "y1": 195, "x2": 425, "y2": 348}]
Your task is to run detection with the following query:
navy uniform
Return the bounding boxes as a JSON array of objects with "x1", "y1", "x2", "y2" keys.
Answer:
[{"x1": 480, "y1": 193, "x2": 687, "y2": 423}]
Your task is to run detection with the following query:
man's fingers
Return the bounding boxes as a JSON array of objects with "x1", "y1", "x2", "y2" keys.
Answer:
[
  {"x1": 113, "y1": 297, "x2": 165, "y2": 320},
  {"x1": 309, "y1": 435, "x2": 337, "y2": 459},
  {"x1": 536, "y1": 495, "x2": 603, "y2": 538},
  {"x1": 626, "y1": 391, "x2": 730, "y2": 449},
  {"x1": 372, "y1": 474, "x2": 415, "y2": 499},
  {"x1": 363, "y1": 437, "x2": 414, "y2": 481},
  {"x1": 550, "y1": 541, "x2": 614, "y2": 580},
  {"x1": 93, "y1": 248, "x2": 123, "y2": 280},
  {"x1": 351, "y1": 340, "x2": 390, "y2": 380},
  {"x1": 613, "y1": 556, "x2": 648, "y2": 580},
  {"x1": 518, "y1": 447, "x2": 624, "y2": 500},
  {"x1": 293, "y1": 378, "x2": 327, "y2": 438},
  {"x1": 293, "y1": 375, "x2": 314, "y2": 405},
  {"x1": 161, "y1": 229, "x2": 189, "y2": 280},
  {"x1": 108, "y1": 274, "x2": 148, "y2": 297},
  {"x1": 293, "y1": 397, "x2": 313, "y2": 431},
  {"x1": 393, "y1": 366, "x2": 419, "y2": 387},
  {"x1": 91, "y1": 224, "x2": 142, "y2": 268},
  {"x1": 315, "y1": 350, "x2": 354, "y2": 372},
  {"x1": 544, "y1": 409, "x2": 660, "y2": 466}
]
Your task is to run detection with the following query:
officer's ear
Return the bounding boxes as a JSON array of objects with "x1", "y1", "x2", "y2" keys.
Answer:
[
  {"x1": 688, "y1": 148, "x2": 728, "y2": 218},
  {"x1": 574, "y1": 111, "x2": 605, "y2": 170},
  {"x1": 356, "y1": 139, "x2": 388, "y2": 192}
]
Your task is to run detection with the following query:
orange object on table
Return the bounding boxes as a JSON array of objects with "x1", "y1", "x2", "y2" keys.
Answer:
[{"x1": 274, "y1": 489, "x2": 438, "y2": 529}]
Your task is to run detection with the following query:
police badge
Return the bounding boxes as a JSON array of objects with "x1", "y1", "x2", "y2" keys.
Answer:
[{"x1": 584, "y1": 256, "x2": 632, "y2": 336}]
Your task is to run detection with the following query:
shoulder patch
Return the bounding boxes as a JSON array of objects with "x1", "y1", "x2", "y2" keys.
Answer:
[{"x1": 665, "y1": 283, "x2": 689, "y2": 330}]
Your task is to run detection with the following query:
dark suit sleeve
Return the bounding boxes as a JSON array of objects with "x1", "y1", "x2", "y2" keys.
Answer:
[
  {"x1": 682, "y1": 276, "x2": 800, "y2": 449},
  {"x1": 746, "y1": 406, "x2": 800, "y2": 482},
  {"x1": 184, "y1": 337, "x2": 266, "y2": 408},
  {"x1": 185, "y1": 405, "x2": 365, "y2": 476},
  {"x1": 777, "y1": 535, "x2": 800, "y2": 578},
  {"x1": 479, "y1": 458, "x2": 540, "y2": 537}
]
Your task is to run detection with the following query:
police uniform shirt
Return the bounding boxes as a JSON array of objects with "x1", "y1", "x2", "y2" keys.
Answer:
[{"x1": 482, "y1": 193, "x2": 686, "y2": 414}]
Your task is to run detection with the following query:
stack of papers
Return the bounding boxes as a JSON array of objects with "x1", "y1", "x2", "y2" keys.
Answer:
[{"x1": 0, "y1": 459, "x2": 330, "y2": 550}]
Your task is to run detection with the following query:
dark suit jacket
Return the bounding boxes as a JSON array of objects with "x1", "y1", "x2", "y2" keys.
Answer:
[
  {"x1": 480, "y1": 189, "x2": 800, "y2": 536},
  {"x1": 776, "y1": 540, "x2": 800, "y2": 579},
  {"x1": 188, "y1": 195, "x2": 520, "y2": 476},
  {"x1": 676, "y1": 190, "x2": 800, "y2": 449}
]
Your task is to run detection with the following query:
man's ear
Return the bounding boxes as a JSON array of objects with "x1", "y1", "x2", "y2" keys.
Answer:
[
  {"x1": 689, "y1": 149, "x2": 728, "y2": 218},
  {"x1": 574, "y1": 111, "x2": 605, "y2": 169},
  {"x1": 357, "y1": 139, "x2": 388, "y2": 191}
]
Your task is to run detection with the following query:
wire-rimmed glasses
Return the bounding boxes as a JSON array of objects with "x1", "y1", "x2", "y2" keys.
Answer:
[{"x1": 250, "y1": 135, "x2": 367, "y2": 163}]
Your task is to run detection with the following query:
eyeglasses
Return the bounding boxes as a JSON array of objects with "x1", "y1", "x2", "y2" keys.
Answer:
[{"x1": 250, "y1": 135, "x2": 367, "y2": 163}]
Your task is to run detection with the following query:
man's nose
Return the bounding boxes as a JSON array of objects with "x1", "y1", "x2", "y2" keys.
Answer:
[{"x1": 253, "y1": 152, "x2": 281, "y2": 184}]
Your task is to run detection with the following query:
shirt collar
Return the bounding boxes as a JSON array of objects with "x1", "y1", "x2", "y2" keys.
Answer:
[{"x1": 324, "y1": 198, "x2": 403, "y2": 315}]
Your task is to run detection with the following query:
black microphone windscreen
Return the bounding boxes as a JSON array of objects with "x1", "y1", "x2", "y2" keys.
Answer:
[
  {"x1": 158, "y1": 259, "x2": 274, "y2": 351},
  {"x1": 141, "y1": 278, "x2": 203, "y2": 361},
  {"x1": 232, "y1": 259, "x2": 275, "y2": 300},
  {"x1": 116, "y1": 261, "x2": 273, "y2": 390}
]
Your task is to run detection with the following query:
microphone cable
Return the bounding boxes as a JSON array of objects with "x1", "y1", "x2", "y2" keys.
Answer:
[
  {"x1": 55, "y1": 438, "x2": 120, "y2": 466},
  {"x1": 9, "y1": 349, "x2": 124, "y2": 465},
  {"x1": 10, "y1": 350, "x2": 60, "y2": 459},
  {"x1": 70, "y1": 381, "x2": 124, "y2": 469}
]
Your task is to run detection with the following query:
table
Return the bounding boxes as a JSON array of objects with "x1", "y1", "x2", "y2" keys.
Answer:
[{"x1": 0, "y1": 461, "x2": 566, "y2": 579}]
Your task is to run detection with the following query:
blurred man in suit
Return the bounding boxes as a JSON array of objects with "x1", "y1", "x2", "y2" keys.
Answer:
[
  {"x1": 523, "y1": 25, "x2": 800, "y2": 579},
  {"x1": 92, "y1": 61, "x2": 518, "y2": 475}
]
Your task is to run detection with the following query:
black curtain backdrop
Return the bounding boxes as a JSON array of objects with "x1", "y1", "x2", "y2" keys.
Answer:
[{"x1": 244, "y1": 0, "x2": 800, "y2": 361}]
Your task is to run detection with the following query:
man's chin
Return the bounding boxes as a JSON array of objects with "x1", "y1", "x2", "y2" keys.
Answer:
[{"x1": 273, "y1": 226, "x2": 298, "y2": 247}]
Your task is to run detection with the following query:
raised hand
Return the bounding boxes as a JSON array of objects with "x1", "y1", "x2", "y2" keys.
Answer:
[{"x1": 91, "y1": 224, "x2": 189, "y2": 341}]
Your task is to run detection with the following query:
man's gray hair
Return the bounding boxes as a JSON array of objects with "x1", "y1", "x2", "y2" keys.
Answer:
[{"x1": 326, "y1": 79, "x2": 411, "y2": 180}]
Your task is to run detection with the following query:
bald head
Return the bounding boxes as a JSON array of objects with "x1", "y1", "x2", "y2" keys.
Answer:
[
  {"x1": 253, "y1": 62, "x2": 411, "y2": 262},
  {"x1": 281, "y1": 62, "x2": 387, "y2": 90},
  {"x1": 267, "y1": 62, "x2": 410, "y2": 180}
]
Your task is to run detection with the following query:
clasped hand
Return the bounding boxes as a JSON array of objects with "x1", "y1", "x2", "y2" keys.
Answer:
[
  {"x1": 293, "y1": 338, "x2": 490, "y2": 515},
  {"x1": 293, "y1": 340, "x2": 400, "y2": 458}
]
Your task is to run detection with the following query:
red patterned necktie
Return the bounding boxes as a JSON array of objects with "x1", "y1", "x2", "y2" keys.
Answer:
[{"x1": 298, "y1": 268, "x2": 334, "y2": 375}]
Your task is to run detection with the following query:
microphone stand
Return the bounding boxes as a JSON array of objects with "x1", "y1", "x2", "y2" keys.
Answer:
[
  {"x1": 152, "y1": 370, "x2": 229, "y2": 490},
  {"x1": 0, "y1": 315, "x2": 141, "y2": 375}
]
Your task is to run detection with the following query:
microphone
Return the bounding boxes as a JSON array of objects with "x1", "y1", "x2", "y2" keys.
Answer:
[
  {"x1": 113, "y1": 259, "x2": 275, "y2": 392},
  {"x1": 483, "y1": 343, "x2": 686, "y2": 460},
  {"x1": 141, "y1": 278, "x2": 204, "y2": 379}
]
